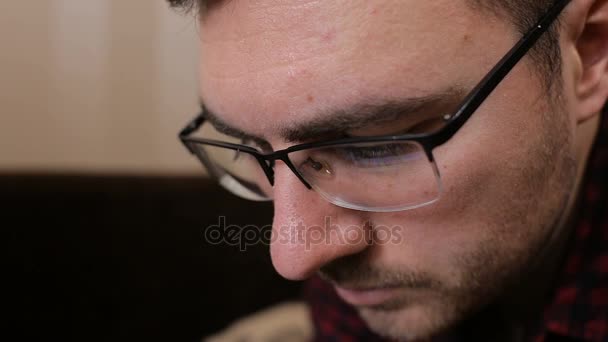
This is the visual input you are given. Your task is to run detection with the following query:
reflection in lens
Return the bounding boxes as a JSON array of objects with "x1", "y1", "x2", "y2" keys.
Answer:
[
  {"x1": 190, "y1": 143, "x2": 272, "y2": 201},
  {"x1": 188, "y1": 122, "x2": 273, "y2": 201},
  {"x1": 290, "y1": 141, "x2": 441, "y2": 211}
]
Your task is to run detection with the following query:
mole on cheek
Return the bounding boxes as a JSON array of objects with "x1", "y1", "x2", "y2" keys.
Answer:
[{"x1": 307, "y1": 94, "x2": 315, "y2": 103}]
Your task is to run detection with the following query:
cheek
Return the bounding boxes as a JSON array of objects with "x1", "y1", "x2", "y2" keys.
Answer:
[
  {"x1": 367, "y1": 79, "x2": 565, "y2": 285},
  {"x1": 433, "y1": 69, "x2": 555, "y2": 226}
]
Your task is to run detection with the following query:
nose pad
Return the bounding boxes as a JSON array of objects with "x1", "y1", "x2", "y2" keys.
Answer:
[
  {"x1": 257, "y1": 156, "x2": 275, "y2": 186},
  {"x1": 269, "y1": 165, "x2": 372, "y2": 280},
  {"x1": 278, "y1": 155, "x2": 314, "y2": 190}
]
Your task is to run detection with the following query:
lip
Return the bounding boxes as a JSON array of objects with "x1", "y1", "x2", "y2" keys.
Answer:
[{"x1": 334, "y1": 285, "x2": 401, "y2": 307}]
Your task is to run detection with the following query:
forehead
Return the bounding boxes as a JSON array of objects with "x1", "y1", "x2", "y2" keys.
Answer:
[{"x1": 198, "y1": 0, "x2": 512, "y2": 139}]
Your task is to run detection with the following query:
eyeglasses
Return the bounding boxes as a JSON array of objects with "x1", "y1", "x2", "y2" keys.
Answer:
[{"x1": 179, "y1": 0, "x2": 570, "y2": 212}]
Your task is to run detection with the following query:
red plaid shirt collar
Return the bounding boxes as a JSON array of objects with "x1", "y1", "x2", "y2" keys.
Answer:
[
  {"x1": 305, "y1": 104, "x2": 608, "y2": 342},
  {"x1": 536, "y1": 105, "x2": 608, "y2": 341}
]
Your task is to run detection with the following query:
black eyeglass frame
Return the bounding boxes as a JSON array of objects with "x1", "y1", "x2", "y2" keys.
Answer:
[{"x1": 179, "y1": 0, "x2": 570, "y2": 194}]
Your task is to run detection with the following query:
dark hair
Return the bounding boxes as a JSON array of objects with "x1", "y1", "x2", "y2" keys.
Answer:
[
  {"x1": 168, "y1": 0, "x2": 561, "y2": 90},
  {"x1": 467, "y1": 0, "x2": 562, "y2": 91}
]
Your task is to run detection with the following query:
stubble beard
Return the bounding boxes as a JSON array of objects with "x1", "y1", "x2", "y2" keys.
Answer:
[{"x1": 324, "y1": 95, "x2": 578, "y2": 341}]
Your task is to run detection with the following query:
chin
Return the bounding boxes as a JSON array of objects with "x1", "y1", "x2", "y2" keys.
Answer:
[{"x1": 358, "y1": 298, "x2": 469, "y2": 341}]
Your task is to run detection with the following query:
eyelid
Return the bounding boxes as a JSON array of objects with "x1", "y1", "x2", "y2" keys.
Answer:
[{"x1": 345, "y1": 112, "x2": 446, "y2": 138}]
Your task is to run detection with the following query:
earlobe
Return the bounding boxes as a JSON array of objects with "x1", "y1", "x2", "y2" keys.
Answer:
[{"x1": 574, "y1": 0, "x2": 608, "y2": 123}]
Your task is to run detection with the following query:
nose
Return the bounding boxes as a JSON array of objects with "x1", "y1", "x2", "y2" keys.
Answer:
[{"x1": 269, "y1": 162, "x2": 372, "y2": 280}]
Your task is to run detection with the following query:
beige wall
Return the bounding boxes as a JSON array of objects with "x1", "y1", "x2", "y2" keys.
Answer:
[{"x1": 0, "y1": 0, "x2": 203, "y2": 175}]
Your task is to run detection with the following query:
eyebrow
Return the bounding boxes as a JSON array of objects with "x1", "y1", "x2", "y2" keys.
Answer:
[
  {"x1": 201, "y1": 87, "x2": 464, "y2": 146},
  {"x1": 200, "y1": 105, "x2": 270, "y2": 149}
]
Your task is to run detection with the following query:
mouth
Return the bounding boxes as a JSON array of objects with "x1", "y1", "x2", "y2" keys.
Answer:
[{"x1": 334, "y1": 284, "x2": 402, "y2": 307}]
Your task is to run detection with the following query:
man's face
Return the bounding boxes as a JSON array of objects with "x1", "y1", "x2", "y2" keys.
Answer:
[{"x1": 198, "y1": 0, "x2": 577, "y2": 339}]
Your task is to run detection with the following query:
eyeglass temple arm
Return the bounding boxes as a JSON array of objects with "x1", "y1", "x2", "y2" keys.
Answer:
[
  {"x1": 179, "y1": 111, "x2": 206, "y2": 138},
  {"x1": 179, "y1": 111, "x2": 206, "y2": 154},
  {"x1": 432, "y1": 0, "x2": 570, "y2": 146}
]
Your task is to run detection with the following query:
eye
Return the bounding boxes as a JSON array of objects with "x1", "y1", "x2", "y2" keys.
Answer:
[
  {"x1": 405, "y1": 116, "x2": 448, "y2": 134},
  {"x1": 335, "y1": 143, "x2": 421, "y2": 167}
]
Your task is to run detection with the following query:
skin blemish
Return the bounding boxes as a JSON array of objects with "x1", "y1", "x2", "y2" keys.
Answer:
[
  {"x1": 307, "y1": 94, "x2": 315, "y2": 103},
  {"x1": 321, "y1": 29, "x2": 335, "y2": 43}
]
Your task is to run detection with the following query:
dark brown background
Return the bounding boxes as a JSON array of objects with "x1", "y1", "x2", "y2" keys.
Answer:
[{"x1": 4, "y1": 174, "x2": 301, "y2": 342}]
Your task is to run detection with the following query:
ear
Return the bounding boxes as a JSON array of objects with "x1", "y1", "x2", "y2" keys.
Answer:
[{"x1": 573, "y1": 0, "x2": 608, "y2": 123}]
